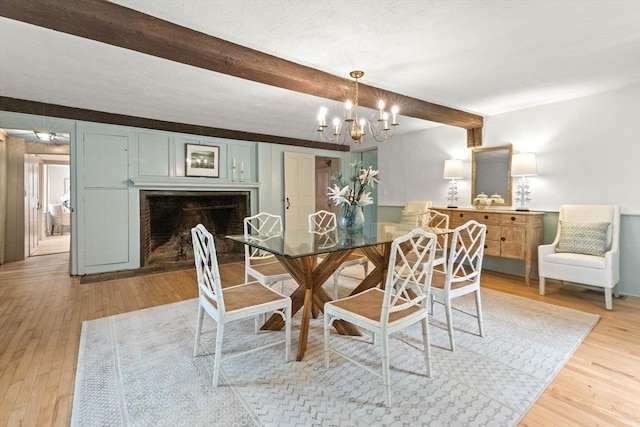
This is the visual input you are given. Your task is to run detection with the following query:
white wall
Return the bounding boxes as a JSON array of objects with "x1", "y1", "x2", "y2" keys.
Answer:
[
  {"x1": 48, "y1": 164, "x2": 69, "y2": 205},
  {"x1": 378, "y1": 84, "x2": 640, "y2": 214},
  {"x1": 485, "y1": 84, "x2": 640, "y2": 214}
]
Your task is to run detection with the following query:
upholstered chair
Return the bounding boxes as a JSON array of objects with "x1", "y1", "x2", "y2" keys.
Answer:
[{"x1": 538, "y1": 205, "x2": 620, "y2": 310}]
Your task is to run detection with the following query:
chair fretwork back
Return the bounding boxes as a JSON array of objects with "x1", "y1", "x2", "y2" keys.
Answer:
[
  {"x1": 446, "y1": 220, "x2": 486, "y2": 283},
  {"x1": 191, "y1": 224, "x2": 224, "y2": 311},
  {"x1": 244, "y1": 212, "x2": 283, "y2": 259},
  {"x1": 308, "y1": 210, "x2": 338, "y2": 249},
  {"x1": 383, "y1": 229, "x2": 437, "y2": 321},
  {"x1": 419, "y1": 210, "x2": 450, "y2": 254},
  {"x1": 308, "y1": 210, "x2": 337, "y2": 234}
]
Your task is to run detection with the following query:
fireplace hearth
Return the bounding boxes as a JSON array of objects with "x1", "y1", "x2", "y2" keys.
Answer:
[{"x1": 140, "y1": 190, "x2": 249, "y2": 271}]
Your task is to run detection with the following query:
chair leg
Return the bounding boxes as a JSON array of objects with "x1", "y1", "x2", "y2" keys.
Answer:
[
  {"x1": 381, "y1": 333, "x2": 391, "y2": 407},
  {"x1": 475, "y1": 289, "x2": 484, "y2": 337},
  {"x1": 421, "y1": 317, "x2": 431, "y2": 377},
  {"x1": 212, "y1": 322, "x2": 225, "y2": 388},
  {"x1": 284, "y1": 305, "x2": 292, "y2": 362},
  {"x1": 323, "y1": 313, "x2": 331, "y2": 369},
  {"x1": 613, "y1": 285, "x2": 620, "y2": 298},
  {"x1": 193, "y1": 304, "x2": 204, "y2": 357},
  {"x1": 539, "y1": 276, "x2": 546, "y2": 296},
  {"x1": 444, "y1": 297, "x2": 455, "y2": 351},
  {"x1": 604, "y1": 288, "x2": 613, "y2": 310}
]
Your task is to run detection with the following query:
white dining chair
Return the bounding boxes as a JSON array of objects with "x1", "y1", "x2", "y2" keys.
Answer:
[
  {"x1": 430, "y1": 220, "x2": 487, "y2": 351},
  {"x1": 308, "y1": 210, "x2": 369, "y2": 299},
  {"x1": 191, "y1": 224, "x2": 292, "y2": 387},
  {"x1": 324, "y1": 228, "x2": 437, "y2": 407},
  {"x1": 243, "y1": 212, "x2": 292, "y2": 293}
]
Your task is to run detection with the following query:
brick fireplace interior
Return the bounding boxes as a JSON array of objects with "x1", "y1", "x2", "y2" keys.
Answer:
[{"x1": 140, "y1": 190, "x2": 249, "y2": 271}]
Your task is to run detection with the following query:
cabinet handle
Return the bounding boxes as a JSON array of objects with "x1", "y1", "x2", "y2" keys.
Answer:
[
  {"x1": 484, "y1": 244, "x2": 488, "y2": 249},
  {"x1": 501, "y1": 237, "x2": 506, "y2": 241},
  {"x1": 484, "y1": 215, "x2": 489, "y2": 220},
  {"x1": 511, "y1": 216, "x2": 516, "y2": 221},
  {"x1": 459, "y1": 213, "x2": 464, "y2": 218},
  {"x1": 286, "y1": 197, "x2": 291, "y2": 210}
]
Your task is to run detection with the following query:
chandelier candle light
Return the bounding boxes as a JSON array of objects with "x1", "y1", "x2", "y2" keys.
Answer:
[
  {"x1": 316, "y1": 71, "x2": 399, "y2": 144},
  {"x1": 443, "y1": 159, "x2": 464, "y2": 208},
  {"x1": 511, "y1": 152, "x2": 538, "y2": 211}
]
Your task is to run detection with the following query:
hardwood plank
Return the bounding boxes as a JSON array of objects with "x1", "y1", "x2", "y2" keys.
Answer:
[{"x1": 0, "y1": 253, "x2": 638, "y2": 426}]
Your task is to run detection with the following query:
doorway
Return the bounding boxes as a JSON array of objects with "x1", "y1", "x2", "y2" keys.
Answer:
[
  {"x1": 1, "y1": 128, "x2": 71, "y2": 261},
  {"x1": 33, "y1": 161, "x2": 71, "y2": 256}
]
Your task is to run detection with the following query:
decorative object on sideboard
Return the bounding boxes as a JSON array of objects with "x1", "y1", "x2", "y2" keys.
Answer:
[
  {"x1": 511, "y1": 152, "x2": 538, "y2": 211},
  {"x1": 490, "y1": 193, "x2": 505, "y2": 204},
  {"x1": 443, "y1": 159, "x2": 464, "y2": 208},
  {"x1": 472, "y1": 193, "x2": 493, "y2": 209},
  {"x1": 316, "y1": 70, "x2": 399, "y2": 144}
]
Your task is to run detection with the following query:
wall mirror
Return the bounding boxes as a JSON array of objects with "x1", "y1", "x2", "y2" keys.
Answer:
[{"x1": 471, "y1": 144, "x2": 513, "y2": 206}]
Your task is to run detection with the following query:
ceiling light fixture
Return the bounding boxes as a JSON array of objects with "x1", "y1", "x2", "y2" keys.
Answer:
[
  {"x1": 316, "y1": 70, "x2": 399, "y2": 144},
  {"x1": 34, "y1": 131, "x2": 56, "y2": 142}
]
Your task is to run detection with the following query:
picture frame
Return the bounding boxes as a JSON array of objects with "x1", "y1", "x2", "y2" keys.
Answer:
[{"x1": 185, "y1": 144, "x2": 220, "y2": 177}]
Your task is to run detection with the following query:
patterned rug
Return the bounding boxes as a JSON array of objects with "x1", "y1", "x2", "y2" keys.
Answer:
[{"x1": 72, "y1": 269, "x2": 599, "y2": 426}]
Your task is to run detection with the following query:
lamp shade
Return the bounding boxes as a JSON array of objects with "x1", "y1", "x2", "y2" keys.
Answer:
[
  {"x1": 443, "y1": 159, "x2": 464, "y2": 179},
  {"x1": 511, "y1": 153, "x2": 538, "y2": 177}
]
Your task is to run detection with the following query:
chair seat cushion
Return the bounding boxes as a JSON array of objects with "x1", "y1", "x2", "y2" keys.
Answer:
[
  {"x1": 249, "y1": 260, "x2": 290, "y2": 276},
  {"x1": 543, "y1": 252, "x2": 606, "y2": 269},
  {"x1": 214, "y1": 281, "x2": 287, "y2": 312},
  {"x1": 326, "y1": 288, "x2": 422, "y2": 323},
  {"x1": 430, "y1": 270, "x2": 475, "y2": 290},
  {"x1": 556, "y1": 221, "x2": 610, "y2": 256}
]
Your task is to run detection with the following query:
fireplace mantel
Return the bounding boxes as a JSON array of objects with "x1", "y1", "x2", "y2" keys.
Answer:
[{"x1": 130, "y1": 177, "x2": 261, "y2": 189}]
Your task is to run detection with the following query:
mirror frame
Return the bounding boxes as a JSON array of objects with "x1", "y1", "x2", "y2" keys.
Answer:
[{"x1": 471, "y1": 144, "x2": 513, "y2": 207}]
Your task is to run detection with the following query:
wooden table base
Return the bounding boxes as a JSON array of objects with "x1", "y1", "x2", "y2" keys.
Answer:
[{"x1": 261, "y1": 243, "x2": 392, "y2": 361}]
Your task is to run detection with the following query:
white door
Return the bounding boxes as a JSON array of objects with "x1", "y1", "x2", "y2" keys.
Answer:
[
  {"x1": 25, "y1": 155, "x2": 40, "y2": 255},
  {"x1": 284, "y1": 152, "x2": 315, "y2": 230}
]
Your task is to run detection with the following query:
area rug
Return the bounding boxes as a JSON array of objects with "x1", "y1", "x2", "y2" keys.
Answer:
[{"x1": 71, "y1": 269, "x2": 599, "y2": 426}]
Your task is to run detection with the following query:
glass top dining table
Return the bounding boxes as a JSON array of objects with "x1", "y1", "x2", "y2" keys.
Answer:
[
  {"x1": 226, "y1": 222, "x2": 450, "y2": 259},
  {"x1": 226, "y1": 222, "x2": 452, "y2": 361}
]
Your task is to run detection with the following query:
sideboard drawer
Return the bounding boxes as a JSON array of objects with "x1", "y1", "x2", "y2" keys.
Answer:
[{"x1": 500, "y1": 214, "x2": 528, "y2": 226}]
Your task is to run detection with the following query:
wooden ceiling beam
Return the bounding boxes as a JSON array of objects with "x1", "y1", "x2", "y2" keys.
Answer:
[
  {"x1": 0, "y1": 0, "x2": 484, "y2": 132},
  {"x1": 0, "y1": 97, "x2": 349, "y2": 152}
]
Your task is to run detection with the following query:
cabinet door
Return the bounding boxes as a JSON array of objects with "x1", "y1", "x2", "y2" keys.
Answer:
[{"x1": 500, "y1": 226, "x2": 526, "y2": 259}]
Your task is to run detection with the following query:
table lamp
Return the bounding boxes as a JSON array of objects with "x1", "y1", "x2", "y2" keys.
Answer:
[{"x1": 443, "y1": 159, "x2": 464, "y2": 208}]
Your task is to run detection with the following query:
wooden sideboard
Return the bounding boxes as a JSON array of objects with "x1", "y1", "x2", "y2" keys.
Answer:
[{"x1": 433, "y1": 207, "x2": 544, "y2": 286}]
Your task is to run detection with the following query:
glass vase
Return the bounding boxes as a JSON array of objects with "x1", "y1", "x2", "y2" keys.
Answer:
[{"x1": 337, "y1": 203, "x2": 365, "y2": 234}]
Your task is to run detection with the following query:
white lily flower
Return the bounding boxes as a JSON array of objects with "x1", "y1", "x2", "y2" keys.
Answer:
[
  {"x1": 358, "y1": 191, "x2": 374, "y2": 206},
  {"x1": 327, "y1": 184, "x2": 351, "y2": 205},
  {"x1": 327, "y1": 163, "x2": 379, "y2": 207}
]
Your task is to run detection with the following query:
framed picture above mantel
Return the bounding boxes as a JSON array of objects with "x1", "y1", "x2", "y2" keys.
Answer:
[{"x1": 185, "y1": 144, "x2": 219, "y2": 178}]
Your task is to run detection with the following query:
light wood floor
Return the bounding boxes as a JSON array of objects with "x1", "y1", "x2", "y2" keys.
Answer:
[{"x1": 0, "y1": 253, "x2": 638, "y2": 426}]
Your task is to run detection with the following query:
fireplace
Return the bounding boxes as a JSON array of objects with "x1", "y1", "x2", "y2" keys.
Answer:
[{"x1": 140, "y1": 190, "x2": 249, "y2": 270}]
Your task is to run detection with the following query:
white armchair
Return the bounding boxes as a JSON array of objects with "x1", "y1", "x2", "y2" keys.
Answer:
[
  {"x1": 538, "y1": 204, "x2": 620, "y2": 310},
  {"x1": 49, "y1": 204, "x2": 71, "y2": 235}
]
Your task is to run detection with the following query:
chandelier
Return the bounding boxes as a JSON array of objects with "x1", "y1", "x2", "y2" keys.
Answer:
[{"x1": 316, "y1": 70, "x2": 399, "y2": 144}]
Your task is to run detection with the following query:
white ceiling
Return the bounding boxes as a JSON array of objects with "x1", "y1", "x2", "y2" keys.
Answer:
[{"x1": 1, "y1": 1, "x2": 639, "y2": 145}]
